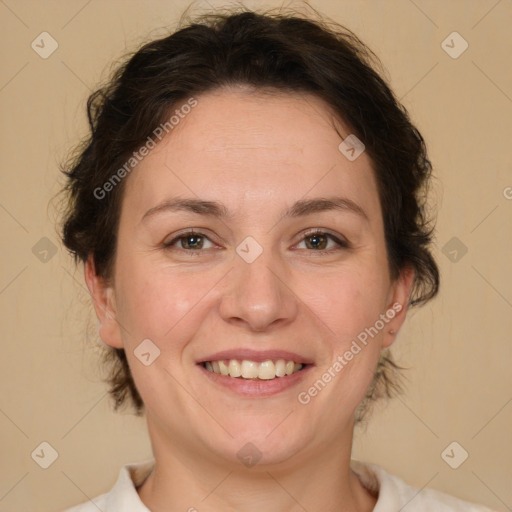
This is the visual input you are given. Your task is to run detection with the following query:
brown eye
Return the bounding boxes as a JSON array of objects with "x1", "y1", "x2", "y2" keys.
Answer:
[
  {"x1": 178, "y1": 233, "x2": 204, "y2": 250},
  {"x1": 296, "y1": 230, "x2": 349, "y2": 252},
  {"x1": 163, "y1": 231, "x2": 214, "y2": 251},
  {"x1": 305, "y1": 233, "x2": 329, "y2": 250}
]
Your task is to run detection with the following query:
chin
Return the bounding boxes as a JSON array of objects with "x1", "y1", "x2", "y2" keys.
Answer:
[{"x1": 204, "y1": 420, "x2": 311, "y2": 469}]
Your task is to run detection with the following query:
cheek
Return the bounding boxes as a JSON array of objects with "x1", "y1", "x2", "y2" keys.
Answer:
[
  {"x1": 302, "y1": 263, "x2": 390, "y2": 340},
  {"x1": 114, "y1": 256, "x2": 218, "y2": 346}
]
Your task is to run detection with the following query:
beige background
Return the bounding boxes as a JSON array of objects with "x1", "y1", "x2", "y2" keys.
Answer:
[{"x1": 0, "y1": 0, "x2": 511, "y2": 510}]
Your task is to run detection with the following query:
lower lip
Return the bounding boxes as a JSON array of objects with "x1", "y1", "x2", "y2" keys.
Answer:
[{"x1": 197, "y1": 363, "x2": 313, "y2": 397}]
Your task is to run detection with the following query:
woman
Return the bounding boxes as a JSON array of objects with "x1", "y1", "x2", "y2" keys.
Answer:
[{"x1": 60, "y1": 7, "x2": 496, "y2": 511}]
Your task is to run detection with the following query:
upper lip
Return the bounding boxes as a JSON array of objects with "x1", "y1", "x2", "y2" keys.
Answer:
[{"x1": 198, "y1": 349, "x2": 314, "y2": 365}]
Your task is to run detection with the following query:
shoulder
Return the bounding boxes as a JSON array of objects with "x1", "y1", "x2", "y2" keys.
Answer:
[
  {"x1": 61, "y1": 459, "x2": 155, "y2": 512},
  {"x1": 350, "y1": 460, "x2": 497, "y2": 512}
]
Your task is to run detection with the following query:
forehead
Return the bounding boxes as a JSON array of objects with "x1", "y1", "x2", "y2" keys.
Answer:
[{"x1": 122, "y1": 87, "x2": 381, "y2": 223}]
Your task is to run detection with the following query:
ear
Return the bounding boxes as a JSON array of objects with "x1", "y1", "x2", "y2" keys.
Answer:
[
  {"x1": 381, "y1": 265, "x2": 415, "y2": 348},
  {"x1": 84, "y1": 255, "x2": 124, "y2": 349}
]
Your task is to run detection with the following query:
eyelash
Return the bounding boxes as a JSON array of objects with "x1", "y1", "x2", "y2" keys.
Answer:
[{"x1": 162, "y1": 229, "x2": 350, "y2": 255}]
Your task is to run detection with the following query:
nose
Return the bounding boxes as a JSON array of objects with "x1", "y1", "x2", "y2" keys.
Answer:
[{"x1": 218, "y1": 248, "x2": 299, "y2": 332}]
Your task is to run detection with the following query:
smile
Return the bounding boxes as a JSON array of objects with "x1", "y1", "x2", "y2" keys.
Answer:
[{"x1": 202, "y1": 359, "x2": 304, "y2": 380}]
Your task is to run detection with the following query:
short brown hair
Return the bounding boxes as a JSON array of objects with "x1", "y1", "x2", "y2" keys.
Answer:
[{"x1": 59, "y1": 7, "x2": 439, "y2": 421}]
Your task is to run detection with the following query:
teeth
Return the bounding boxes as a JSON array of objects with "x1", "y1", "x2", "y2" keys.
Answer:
[
  {"x1": 275, "y1": 359, "x2": 286, "y2": 377},
  {"x1": 228, "y1": 359, "x2": 241, "y2": 377},
  {"x1": 241, "y1": 360, "x2": 259, "y2": 379},
  {"x1": 218, "y1": 359, "x2": 229, "y2": 376},
  {"x1": 203, "y1": 359, "x2": 304, "y2": 380},
  {"x1": 258, "y1": 360, "x2": 276, "y2": 380}
]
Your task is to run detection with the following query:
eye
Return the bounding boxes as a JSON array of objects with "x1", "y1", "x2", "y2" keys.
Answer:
[
  {"x1": 163, "y1": 230, "x2": 215, "y2": 251},
  {"x1": 162, "y1": 228, "x2": 350, "y2": 255},
  {"x1": 295, "y1": 230, "x2": 349, "y2": 253}
]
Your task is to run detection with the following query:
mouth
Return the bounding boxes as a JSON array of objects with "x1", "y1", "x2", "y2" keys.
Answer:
[
  {"x1": 201, "y1": 359, "x2": 307, "y2": 380},
  {"x1": 196, "y1": 349, "x2": 314, "y2": 397}
]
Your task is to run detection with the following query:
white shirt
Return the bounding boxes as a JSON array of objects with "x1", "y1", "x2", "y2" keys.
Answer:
[{"x1": 63, "y1": 459, "x2": 497, "y2": 511}]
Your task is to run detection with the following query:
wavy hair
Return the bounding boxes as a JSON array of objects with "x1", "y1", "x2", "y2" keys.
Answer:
[{"x1": 59, "y1": 7, "x2": 439, "y2": 421}]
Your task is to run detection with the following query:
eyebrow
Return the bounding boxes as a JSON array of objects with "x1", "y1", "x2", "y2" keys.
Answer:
[{"x1": 141, "y1": 196, "x2": 369, "y2": 223}]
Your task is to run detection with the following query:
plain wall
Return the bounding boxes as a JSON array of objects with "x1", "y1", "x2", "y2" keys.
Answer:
[{"x1": 0, "y1": 1, "x2": 511, "y2": 510}]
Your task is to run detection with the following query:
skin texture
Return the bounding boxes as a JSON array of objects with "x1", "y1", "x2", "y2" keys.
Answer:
[{"x1": 85, "y1": 87, "x2": 414, "y2": 512}]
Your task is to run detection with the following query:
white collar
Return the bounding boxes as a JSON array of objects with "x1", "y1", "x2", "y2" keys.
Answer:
[{"x1": 81, "y1": 458, "x2": 494, "y2": 512}]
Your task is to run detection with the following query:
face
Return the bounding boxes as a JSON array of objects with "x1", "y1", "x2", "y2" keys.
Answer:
[{"x1": 86, "y1": 87, "x2": 413, "y2": 470}]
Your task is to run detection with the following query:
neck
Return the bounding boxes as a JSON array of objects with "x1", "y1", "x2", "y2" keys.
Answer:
[{"x1": 137, "y1": 416, "x2": 376, "y2": 512}]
